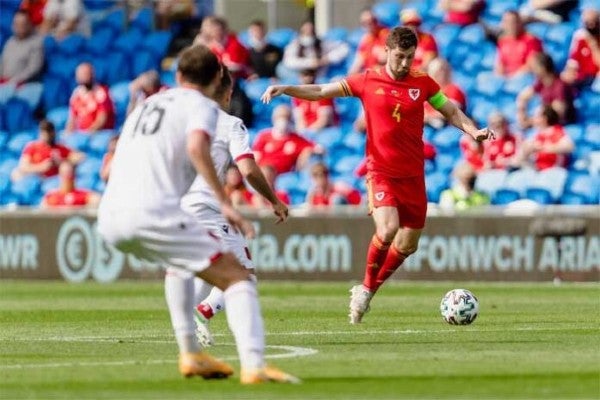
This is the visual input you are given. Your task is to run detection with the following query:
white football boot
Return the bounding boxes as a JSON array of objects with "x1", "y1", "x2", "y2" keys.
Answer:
[
  {"x1": 349, "y1": 285, "x2": 373, "y2": 324},
  {"x1": 194, "y1": 310, "x2": 214, "y2": 348}
]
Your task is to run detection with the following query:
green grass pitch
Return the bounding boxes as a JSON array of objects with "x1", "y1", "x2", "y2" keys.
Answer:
[{"x1": 1, "y1": 281, "x2": 598, "y2": 400}]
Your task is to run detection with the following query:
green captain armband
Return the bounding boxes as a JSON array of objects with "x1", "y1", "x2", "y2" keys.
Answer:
[{"x1": 428, "y1": 91, "x2": 448, "y2": 110}]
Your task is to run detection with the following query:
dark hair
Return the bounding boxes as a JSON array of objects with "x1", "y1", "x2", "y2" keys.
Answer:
[
  {"x1": 177, "y1": 44, "x2": 221, "y2": 87},
  {"x1": 297, "y1": 20, "x2": 322, "y2": 59},
  {"x1": 214, "y1": 65, "x2": 233, "y2": 100},
  {"x1": 541, "y1": 105, "x2": 560, "y2": 126},
  {"x1": 39, "y1": 119, "x2": 56, "y2": 145},
  {"x1": 385, "y1": 27, "x2": 418, "y2": 50},
  {"x1": 533, "y1": 52, "x2": 556, "y2": 74},
  {"x1": 250, "y1": 19, "x2": 265, "y2": 29}
]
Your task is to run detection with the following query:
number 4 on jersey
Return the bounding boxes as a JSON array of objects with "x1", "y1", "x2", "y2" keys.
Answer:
[{"x1": 392, "y1": 103, "x2": 401, "y2": 122}]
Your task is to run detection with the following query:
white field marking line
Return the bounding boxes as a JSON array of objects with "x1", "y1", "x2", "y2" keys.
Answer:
[
  {"x1": 3, "y1": 325, "x2": 595, "y2": 343},
  {"x1": 0, "y1": 345, "x2": 318, "y2": 370}
]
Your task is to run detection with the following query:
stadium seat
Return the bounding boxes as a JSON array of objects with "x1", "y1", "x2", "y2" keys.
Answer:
[
  {"x1": 243, "y1": 78, "x2": 271, "y2": 103},
  {"x1": 526, "y1": 23, "x2": 549, "y2": 41},
  {"x1": 470, "y1": 99, "x2": 498, "y2": 126},
  {"x1": 564, "y1": 124, "x2": 584, "y2": 143},
  {"x1": 342, "y1": 129, "x2": 366, "y2": 153},
  {"x1": 76, "y1": 175, "x2": 98, "y2": 191},
  {"x1": 0, "y1": 157, "x2": 18, "y2": 177},
  {"x1": 6, "y1": 130, "x2": 36, "y2": 155},
  {"x1": 425, "y1": 171, "x2": 448, "y2": 203},
  {"x1": 160, "y1": 70, "x2": 176, "y2": 88},
  {"x1": 503, "y1": 73, "x2": 535, "y2": 96},
  {"x1": 61, "y1": 132, "x2": 90, "y2": 152},
  {"x1": 3, "y1": 98, "x2": 33, "y2": 133},
  {"x1": 130, "y1": 6, "x2": 153, "y2": 32},
  {"x1": 41, "y1": 175, "x2": 60, "y2": 194},
  {"x1": 474, "y1": 169, "x2": 508, "y2": 198},
  {"x1": 579, "y1": 91, "x2": 600, "y2": 124},
  {"x1": 88, "y1": 129, "x2": 117, "y2": 155},
  {"x1": 492, "y1": 188, "x2": 520, "y2": 205},
  {"x1": 76, "y1": 157, "x2": 103, "y2": 179},
  {"x1": 46, "y1": 106, "x2": 70, "y2": 132},
  {"x1": 528, "y1": 166, "x2": 568, "y2": 202},
  {"x1": 311, "y1": 126, "x2": 343, "y2": 148},
  {"x1": 563, "y1": 173, "x2": 600, "y2": 204},
  {"x1": 432, "y1": 24, "x2": 461, "y2": 59},
  {"x1": 498, "y1": 168, "x2": 537, "y2": 198},
  {"x1": 457, "y1": 24, "x2": 485, "y2": 47},
  {"x1": 545, "y1": 23, "x2": 576, "y2": 49},
  {"x1": 434, "y1": 153, "x2": 455, "y2": 174},
  {"x1": 525, "y1": 187, "x2": 554, "y2": 204},
  {"x1": 46, "y1": 55, "x2": 80, "y2": 82},
  {"x1": 484, "y1": 0, "x2": 520, "y2": 19},
  {"x1": 132, "y1": 49, "x2": 160, "y2": 78},
  {"x1": 142, "y1": 31, "x2": 173, "y2": 58},
  {"x1": 475, "y1": 71, "x2": 504, "y2": 98},
  {"x1": 265, "y1": 28, "x2": 296, "y2": 49},
  {"x1": 431, "y1": 126, "x2": 461, "y2": 152},
  {"x1": 94, "y1": 8, "x2": 126, "y2": 33},
  {"x1": 372, "y1": 1, "x2": 400, "y2": 28},
  {"x1": 275, "y1": 171, "x2": 299, "y2": 194},
  {"x1": 84, "y1": 26, "x2": 116, "y2": 55},
  {"x1": 42, "y1": 75, "x2": 70, "y2": 111},
  {"x1": 11, "y1": 175, "x2": 42, "y2": 205},
  {"x1": 0, "y1": 83, "x2": 15, "y2": 105},
  {"x1": 347, "y1": 28, "x2": 365, "y2": 49},
  {"x1": 324, "y1": 27, "x2": 348, "y2": 42},
  {"x1": 588, "y1": 151, "x2": 600, "y2": 176},
  {"x1": 0, "y1": 130, "x2": 8, "y2": 151},
  {"x1": 14, "y1": 82, "x2": 43, "y2": 110},
  {"x1": 55, "y1": 33, "x2": 86, "y2": 56},
  {"x1": 113, "y1": 28, "x2": 144, "y2": 53},
  {"x1": 334, "y1": 97, "x2": 361, "y2": 126},
  {"x1": 332, "y1": 154, "x2": 362, "y2": 175},
  {"x1": 0, "y1": 174, "x2": 10, "y2": 195},
  {"x1": 109, "y1": 81, "x2": 131, "y2": 125}
]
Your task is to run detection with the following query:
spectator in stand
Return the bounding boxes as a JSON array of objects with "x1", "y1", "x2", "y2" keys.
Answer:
[
  {"x1": 19, "y1": 0, "x2": 47, "y2": 28},
  {"x1": 438, "y1": 0, "x2": 486, "y2": 26},
  {"x1": 11, "y1": 120, "x2": 84, "y2": 182},
  {"x1": 561, "y1": 8, "x2": 600, "y2": 88},
  {"x1": 494, "y1": 10, "x2": 543, "y2": 77},
  {"x1": 517, "y1": 52, "x2": 577, "y2": 128},
  {"x1": 154, "y1": 0, "x2": 197, "y2": 31},
  {"x1": 280, "y1": 19, "x2": 350, "y2": 80},
  {"x1": 400, "y1": 9, "x2": 438, "y2": 72},
  {"x1": 252, "y1": 104, "x2": 324, "y2": 175},
  {"x1": 41, "y1": 160, "x2": 100, "y2": 208},
  {"x1": 461, "y1": 112, "x2": 518, "y2": 171},
  {"x1": 40, "y1": 0, "x2": 90, "y2": 38},
  {"x1": 439, "y1": 162, "x2": 489, "y2": 211},
  {"x1": 99, "y1": 135, "x2": 118, "y2": 182},
  {"x1": 348, "y1": 8, "x2": 389, "y2": 74},
  {"x1": 126, "y1": 70, "x2": 166, "y2": 116},
  {"x1": 306, "y1": 162, "x2": 362, "y2": 207},
  {"x1": 513, "y1": 105, "x2": 574, "y2": 170},
  {"x1": 424, "y1": 57, "x2": 466, "y2": 129},
  {"x1": 250, "y1": 164, "x2": 290, "y2": 208},
  {"x1": 65, "y1": 62, "x2": 116, "y2": 134},
  {"x1": 195, "y1": 15, "x2": 250, "y2": 79},
  {"x1": 292, "y1": 69, "x2": 339, "y2": 132},
  {"x1": 247, "y1": 19, "x2": 283, "y2": 80},
  {"x1": 519, "y1": 0, "x2": 579, "y2": 24},
  {"x1": 224, "y1": 164, "x2": 253, "y2": 207},
  {"x1": 0, "y1": 10, "x2": 44, "y2": 85}
]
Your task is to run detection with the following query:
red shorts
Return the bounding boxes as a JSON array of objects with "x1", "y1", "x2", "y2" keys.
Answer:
[{"x1": 366, "y1": 173, "x2": 427, "y2": 229}]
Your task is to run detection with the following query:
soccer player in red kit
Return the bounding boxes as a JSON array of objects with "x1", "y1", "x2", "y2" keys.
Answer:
[{"x1": 261, "y1": 27, "x2": 494, "y2": 324}]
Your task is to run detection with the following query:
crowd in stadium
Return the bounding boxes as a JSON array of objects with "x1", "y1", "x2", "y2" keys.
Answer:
[{"x1": 0, "y1": 0, "x2": 598, "y2": 209}]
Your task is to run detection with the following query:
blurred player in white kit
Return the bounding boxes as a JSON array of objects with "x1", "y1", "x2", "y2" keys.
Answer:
[
  {"x1": 178, "y1": 66, "x2": 289, "y2": 348},
  {"x1": 97, "y1": 44, "x2": 298, "y2": 384}
]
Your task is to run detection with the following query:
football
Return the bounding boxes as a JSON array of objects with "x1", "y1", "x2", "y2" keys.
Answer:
[{"x1": 440, "y1": 289, "x2": 479, "y2": 325}]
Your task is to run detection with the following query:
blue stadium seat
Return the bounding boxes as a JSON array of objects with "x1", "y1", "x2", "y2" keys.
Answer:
[
  {"x1": 474, "y1": 169, "x2": 508, "y2": 198},
  {"x1": 109, "y1": 81, "x2": 131, "y2": 125},
  {"x1": 332, "y1": 154, "x2": 362, "y2": 175},
  {"x1": 0, "y1": 157, "x2": 18, "y2": 178},
  {"x1": 324, "y1": 27, "x2": 348, "y2": 42},
  {"x1": 564, "y1": 124, "x2": 584, "y2": 143},
  {"x1": 243, "y1": 78, "x2": 271, "y2": 103},
  {"x1": 41, "y1": 175, "x2": 60, "y2": 194},
  {"x1": 0, "y1": 6, "x2": 15, "y2": 32},
  {"x1": 76, "y1": 175, "x2": 98, "y2": 191},
  {"x1": 11, "y1": 175, "x2": 42, "y2": 205},
  {"x1": 0, "y1": 130, "x2": 9, "y2": 151},
  {"x1": 56, "y1": 33, "x2": 86, "y2": 56},
  {"x1": 503, "y1": 73, "x2": 535, "y2": 96},
  {"x1": 432, "y1": 126, "x2": 461, "y2": 152},
  {"x1": 372, "y1": 1, "x2": 400, "y2": 28},
  {"x1": 311, "y1": 126, "x2": 343, "y2": 148},
  {"x1": 42, "y1": 75, "x2": 70, "y2": 111},
  {"x1": 101, "y1": 51, "x2": 130, "y2": 84},
  {"x1": 457, "y1": 24, "x2": 485, "y2": 47},
  {"x1": 46, "y1": 106, "x2": 70, "y2": 132},
  {"x1": 492, "y1": 188, "x2": 520, "y2": 205},
  {"x1": 579, "y1": 91, "x2": 600, "y2": 124},
  {"x1": 425, "y1": 171, "x2": 448, "y2": 203},
  {"x1": 94, "y1": 8, "x2": 126, "y2": 33},
  {"x1": 95, "y1": 179, "x2": 106, "y2": 193},
  {"x1": 342, "y1": 129, "x2": 366, "y2": 153},
  {"x1": 484, "y1": 0, "x2": 520, "y2": 18},
  {"x1": 14, "y1": 82, "x2": 44, "y2": 110},
  {"x1": 526, "y1": 23, "x2": 549, "y2": 41},
  {"x1": 545, "y1": 23, "x2": 576, "y2": 49},
  {"x1": 160, "y1": 70, "x2": 176, "y2": 88},
  {"x1": 334, "y1": 97, "x2": 361, "y2": 126},
  {"x1": 275, "y1": 171, "x2": 299, "y2": 194},
  {"x1": 0, "y1": 173, "x2": 10, "y2": 195},
  {"x1": 584, "y1": 123, "x2": 600, "y2": 147},
  {"x1": 563, "y1": 173, "x2": 600, "y2": 204},
  {"x1": 130, "y1": 7, "x2": 153, "y2": 32},
  {"x1": 142, "y1": 31, "x2": 173, "y2": 58},
  {"x1": 434, "y1": 153, "x2": 455, "y2": 174},
  {"x1": 88, "y1": 129, "x2": 117, "y2": 155},
  {"x1": 84, "y1": 26, "x2": 116, "y2": 55},
  {"x1": 499, "y1": 168, "x2": 537, "y2": 197},
  {"x1": 113, "y1": 27, "x2": 144, "y2": 53},
  {"x1": 0, "y1": 83, "x2": 16, "y2": 105},
  {"x1": 470, "y1": 99, "x2": 498, "y2": 126},
  {"x1": 3, "y1": 98, "x2": 34, "y2": 133},
  {"x1": 61, "y1": 132, "x2": 90, "y2": 152},
  {"x1": 525, "y1": 188, "x2": 554, "y2": 204},
  {"x1": 46, "y1": 55, "x2": 79, "y2": 82},
  {"x1": 475, "y1": 71, "x2": 505, "y2": 98},
  {"x1": 132, "y1": 49, "x2": 160, "y2": 77},
  {"x1": 528, "y1": 166, "x2": 568, "y2": 201},
  {"x1": 76, "y1": 157, "x2": 103, "y2": 179},
  {"x1": 6, "y1": 130, "x2": 36, "y2": 155},
  {"x1": 452, "y1": 71, "x2": 475, "y2": 94},
  {"x1": 266, "y1": 28, "x2": 296, "y2": 49},
  {"x1": 347, "y1": 28, "x2": 365, "y2": 49}
]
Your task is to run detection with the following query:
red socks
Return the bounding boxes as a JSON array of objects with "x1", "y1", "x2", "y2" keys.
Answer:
[
  {"x1": 196, "y1": 303, "x2": 214, "y2": 320},
  {"x1": 374, "y1": 246, "x2": 407, "y2": 291},
  {"x1": 362, "y1": 235, "x2": 391, "y2": 291}
]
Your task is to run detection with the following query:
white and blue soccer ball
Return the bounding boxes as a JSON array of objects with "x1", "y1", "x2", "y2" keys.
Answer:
[{"x1": 440, "y1": 288, "x2": 479, "y2": 325}]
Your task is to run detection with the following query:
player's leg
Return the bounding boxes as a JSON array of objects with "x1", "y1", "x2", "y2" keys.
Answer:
[
  {"x1": 198, "y1": 253, "x2": 299, "y2": 383},
  {"x1": 373, "y1": 227, "x2": 421, "y2": 290}
]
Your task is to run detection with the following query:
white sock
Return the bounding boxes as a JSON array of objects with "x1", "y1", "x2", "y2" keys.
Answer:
[
  {"x1": 164, "y1": 268, "x2": 200, "y2": 353},
  {"x1": 223, "y1": 280, "x2": 265, "y2": 370},
  {"x1": 193, "y1": 277, "x2": 213, "y2": 305},
  {"x1": 202, "y1": 287, "x2": 225, "y2": 316}
]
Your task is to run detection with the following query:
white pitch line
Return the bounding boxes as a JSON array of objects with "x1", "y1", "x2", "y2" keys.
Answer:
[{"x1": 0, "y1": 345, "x2": 318, "y2": 370}]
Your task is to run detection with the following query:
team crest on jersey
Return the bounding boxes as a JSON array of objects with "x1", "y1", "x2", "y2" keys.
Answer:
[
  {"x1": 375, "y1": 191, "x2": 385, "y2": 201},
  {"x1": 408, "y1": 88, "x2": 420, "y2": 100}
]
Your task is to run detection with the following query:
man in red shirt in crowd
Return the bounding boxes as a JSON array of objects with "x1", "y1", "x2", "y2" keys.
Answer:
[
  {"x1": 196, "y1": 16, "x2": 250, "y2": 79},
  {"x1": 348, "y1": 8, "x2": 389, "y2": 74},
  {"x1": 400, "y1": 9, "x2": 438, "y2": 72},
  {"x1": 65, "y1": 62, "x2": 115, "y2": 133},
  {"x1": 41, "y1": 160, "x2": 100, "y2": 208},
  {"x1": 561, "y1": 8, "x2": 600, "y2": 87},
  {"x1": 439, "y1": 0, "x2": 486, "y2": 26},
  {"x1": 261, "y1": 27, "x2": 493, "y2": 324},
  {"x1": 495, "y1": 10, "x2": 543, "y2": 77},
  {"x1": 292, "y1": 69, "x2": 338, "y2": 132},
  {"x1": 252, "y1": 104, "x2": 323, "y2": 175},
  {"x1": 11, "y1": 119, "x2": 83, "y2": 181},
  {"x1": 306, "y1": 162, "x2": 362, "y2": 207}
]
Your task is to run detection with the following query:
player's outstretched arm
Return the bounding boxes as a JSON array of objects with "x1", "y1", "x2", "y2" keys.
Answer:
[
  {"x1": 237, "y1": 158, "x2": 289, "y2": 224},
  {"x1": 438, "y1": 100, "x2": 495, "y2": 142},
  {"x1": 261, "y1": 82, "x2": 346, "y2": 104}
]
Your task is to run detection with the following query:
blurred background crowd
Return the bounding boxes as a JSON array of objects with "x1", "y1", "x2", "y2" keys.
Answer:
[{"x1": 0, "y1": 0, "x2": 598, "y2": 211}]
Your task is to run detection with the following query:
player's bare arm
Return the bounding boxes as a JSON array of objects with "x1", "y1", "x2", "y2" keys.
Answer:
[
  {"x1": 237, "y1": 158, "x2": 289, "y2": 224},
  {"x1": 437, "y1": 100, "x2": 495, "y2": 142},
  {"x1": 187, "y1": 129, "x2": 256, "y2": 238},
  {"x1": 261, "y1": 81, "x2": 346, "y2": 103}
]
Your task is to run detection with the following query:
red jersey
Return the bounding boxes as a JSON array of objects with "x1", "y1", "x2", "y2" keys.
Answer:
[
  {"x1": 22, "y1": 140, "x2": 72, "y2": 177},
  {"x1": 252, "y1": 130, "x2": 315, "y2": 174},
  {"x1": 20, "y1": 0, "x2": 47, "y2": 26},
  {"x1": 483, "y1": 133, "x2": 517, "y2": 169},
  {"x1": 568, "y1": 29, "x2": 600, "y2": 81},
  {"x1": 497, "y1": 32, "x2": 543, "y2": 76},
  {"x1": 532, "y1": 125, "x2": 570, "y2": 170},
  {"x1": 356, "y1": 26, "x2": 390, "y2": 71},
  {"x1": 460, "y1": 135, "x2": 484, "y2": 171},
  {"x1": 413, "y1": 31, "x2": 438, "y2": 71},
  {"x1": 342, "y1": 67, "x2": 442, "y2": 178},
  {"x1": 43, "y1": 189, "x2": 91, "y2": 207},
  {"x1": 292, "y1": 97, "x2": 339, "y2": 128},
  {"x1": 210, "y1": 34, "x2": 250, "y2": 78},
  {"x1": 444, "y1": 0, "x2": 485, "y2": 25},
  {"x1": 69, "y1": 84, "x2": 115, "y2": 131}
]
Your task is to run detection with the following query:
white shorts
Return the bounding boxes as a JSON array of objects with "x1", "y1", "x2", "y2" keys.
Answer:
[
  {"x1": 183, "y1": 206, "x2": 254, "y2": 269},
  {"x1": 97, "y1": 207, "x2": 225, "y2": 273}
]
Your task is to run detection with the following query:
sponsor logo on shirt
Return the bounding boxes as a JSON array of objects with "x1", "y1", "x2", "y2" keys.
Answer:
[{"x1": 375, "y1": 88, "x2": 385, "y2": 95}]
